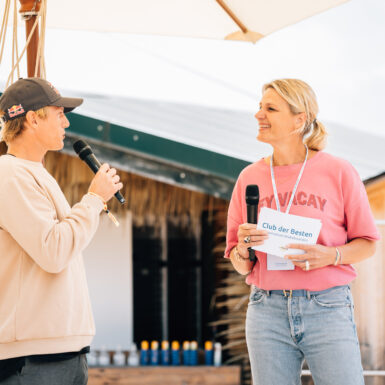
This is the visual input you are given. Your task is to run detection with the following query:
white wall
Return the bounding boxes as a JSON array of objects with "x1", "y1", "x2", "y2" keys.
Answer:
[{"x1": 83, "y1": 212, "x2": 133, "y2": 350}]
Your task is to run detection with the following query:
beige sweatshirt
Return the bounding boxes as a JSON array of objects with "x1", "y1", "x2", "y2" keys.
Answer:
[{"x1": 0, "y1": 154, "x2": 104, "y2": 359}]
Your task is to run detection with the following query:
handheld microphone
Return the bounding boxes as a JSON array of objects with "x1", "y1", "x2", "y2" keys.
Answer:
[
  {"x1": 73, "y1": 139, "x2": 125, "y2": 204},
  {"x1": 245, "y1": 185, "x2": 259, "y2": 262}
]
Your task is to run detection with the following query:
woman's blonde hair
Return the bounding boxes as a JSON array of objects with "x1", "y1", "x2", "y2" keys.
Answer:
[
  {"x1": 0, "y1": 107, "x2": 48, "y2": 154},
  {"x1": 262, "y1": 79, "x2": 327, "y2": 151}
]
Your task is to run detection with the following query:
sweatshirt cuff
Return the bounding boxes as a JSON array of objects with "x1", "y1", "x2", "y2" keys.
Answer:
[{"x1": 81, "y1": 193, "x2": 105, "y2": 213}]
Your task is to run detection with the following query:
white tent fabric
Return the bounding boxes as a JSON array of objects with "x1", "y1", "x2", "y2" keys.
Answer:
[{"x1": 45, "y1": 0, "x2": 349, "y2": 42}]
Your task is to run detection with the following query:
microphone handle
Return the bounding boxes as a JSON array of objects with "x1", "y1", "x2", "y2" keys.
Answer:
[
  {"x1": 246, "y1": 204, "x2": 258, "y2": 262},
  {"x1": 84, "y1": 154, "x2": 125, "y2": 204},
  {"x1": 246, "y1": 205, "x2": 258, "y2": 224},
  {"x1": 247, "y1": 248, "x2": 255, "y2": 262},
  {"x1": 114, "y1": 191, "x2": 126, "y2": 204},
  {"x1": 84, "y1": 154, "x2": 101, "y2": 174}
]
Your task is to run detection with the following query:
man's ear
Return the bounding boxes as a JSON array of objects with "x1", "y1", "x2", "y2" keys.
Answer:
[{"x1": 25, "y1": 111, "x2": 38, "y2": 127}]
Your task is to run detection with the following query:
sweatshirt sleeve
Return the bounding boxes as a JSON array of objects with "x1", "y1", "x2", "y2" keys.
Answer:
[
  {"x1": 0, "y1": 172, "x2": 104, "y2": 274},
  {"x1": 341, "y1": 162, "x2": 380, "y2": 242},
  {"x1": 224, "y1": 176, "x2": 244, "y2": 258}
]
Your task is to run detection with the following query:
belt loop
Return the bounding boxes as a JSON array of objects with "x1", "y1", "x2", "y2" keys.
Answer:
[
  {"x1": 306, "y1": 290, "x2": 310, "y2": 300},
  {"x1": 266, "y1": 290, "x2": 270, "y2": 296},
  {"x1": 289, "y1": 290, "x2": 293, "y2": 299},
  {"x1": 283, "y1": 290, "x2": 287, "y2": 297}
]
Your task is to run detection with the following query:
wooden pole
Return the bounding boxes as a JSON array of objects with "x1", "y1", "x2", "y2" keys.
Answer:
[
  {"x1": 19, "y1": 0, "x2": 41, "y2": 77},
  {"x1": 215, "y1": 0, "x2": 248, "y2": 33}
]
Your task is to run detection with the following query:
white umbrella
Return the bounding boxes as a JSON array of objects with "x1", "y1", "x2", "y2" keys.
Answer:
[
  {"x1": 1, "y1": 0, "x2": 350, "y2": 80},
  {"x1": 45, "y1": 0, "x2": 350, "y2": 43}
]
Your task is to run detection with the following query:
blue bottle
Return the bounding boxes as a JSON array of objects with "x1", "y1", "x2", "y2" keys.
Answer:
[
  {"x1": 161, "y1": 341, "x2": 170, "y2": 365},
  {"x1": 140, "y1": 341, "x2": 149, "y2": 365},
  {"x1": 182, "y1": 341, "x2": 190, "y2": 365},
  {"x1": 190, "y1": 341, "x2": 198, "y2": 365},
  {"x1": 204, "y1": 341, "x2": 214, "y2": 365},
  {"x1": 150, "y1": 341, "x2": 159, "y2": 365},
  {"x1": 171, "y1": 341, "x2": 180, "y2": 365}
]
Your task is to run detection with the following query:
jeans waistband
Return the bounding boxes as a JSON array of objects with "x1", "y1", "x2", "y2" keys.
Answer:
[{"x1": 262, "y1": 285, "x2": 348, "y2": 298}]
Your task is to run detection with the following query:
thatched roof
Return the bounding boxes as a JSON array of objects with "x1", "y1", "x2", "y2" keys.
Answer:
[{"x1": 45, "y1": 151, "x2": 227, "y2": 227}]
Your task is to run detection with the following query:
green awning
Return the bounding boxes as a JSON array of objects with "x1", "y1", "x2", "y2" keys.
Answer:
[{"x1": 65, "y1": 112, "x2": 249, "y2": 200}]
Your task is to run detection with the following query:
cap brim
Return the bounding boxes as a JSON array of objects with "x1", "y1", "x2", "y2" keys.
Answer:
[{"x1": 51, "y1": 96, "x2": 83, "y2": 113}]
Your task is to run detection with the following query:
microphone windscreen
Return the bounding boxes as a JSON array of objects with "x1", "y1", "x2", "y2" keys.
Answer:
[
  {"x1": 246, "y1": 185, "x2": 259, "y2": 205},
  {"x1": 73, "y1": 139, "x2": 89, "y2": 154},
  {"x1": 73, "y1": 139, "x2": 93, "y2": 161}
]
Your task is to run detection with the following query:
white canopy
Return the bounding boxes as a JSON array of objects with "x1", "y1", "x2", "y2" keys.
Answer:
[{"x1": 45, "y1": 0, "x2": 349, "y2": 42}]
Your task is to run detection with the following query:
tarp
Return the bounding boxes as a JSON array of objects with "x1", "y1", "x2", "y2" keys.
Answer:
[{"x1": 44, "y1": 0, "x2": 349, "y2": 41}]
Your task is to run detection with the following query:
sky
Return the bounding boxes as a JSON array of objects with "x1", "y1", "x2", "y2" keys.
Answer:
[{"x1": 1, "y1": 0, "x2": 385, "y2": 139}]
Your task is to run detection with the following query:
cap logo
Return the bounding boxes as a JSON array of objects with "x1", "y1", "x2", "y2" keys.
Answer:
[{"x1": 8, "y1": 104, "x2": 25, "y2": 118}]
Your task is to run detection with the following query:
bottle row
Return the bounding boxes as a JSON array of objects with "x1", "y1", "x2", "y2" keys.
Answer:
[{"x1": 87, "y1": 340, "x2": 222, "y2": 367}]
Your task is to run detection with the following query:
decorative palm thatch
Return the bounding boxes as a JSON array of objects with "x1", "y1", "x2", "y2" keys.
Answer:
[{"x1": 211, "y1": 211, "x2": 252, "y2": 385}]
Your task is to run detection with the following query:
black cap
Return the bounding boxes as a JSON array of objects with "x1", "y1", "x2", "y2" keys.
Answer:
[{"x1": 0, "y1": 78, "x2": 83, "y2": 122}]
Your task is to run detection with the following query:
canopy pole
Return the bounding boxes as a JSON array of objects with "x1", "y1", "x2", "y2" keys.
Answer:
[
  {"x1": 19, "y1": 0, "x2": 41, "y2": 77},
  {"x1": 215, "y1": 0, "x2": 248, "y2": 33}
]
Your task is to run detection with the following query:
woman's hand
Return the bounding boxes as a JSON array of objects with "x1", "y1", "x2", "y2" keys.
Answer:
[
  {"x1": 284, "y1": 243, "x2": 335, "y2": 271},
  {"x1": 237, "y1": 223, "x2": 269, "y2": 258}
]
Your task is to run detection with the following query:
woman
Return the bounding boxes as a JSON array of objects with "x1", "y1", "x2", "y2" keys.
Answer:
[{"x1": 225, "y1": 79, "x2": 379, "y2": 385}]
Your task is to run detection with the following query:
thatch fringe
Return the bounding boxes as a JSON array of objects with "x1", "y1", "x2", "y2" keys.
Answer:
[
  {"x1": 212, "y1": 211, "x2": 252, "y2": 385},
  {"x1": 45, "y1": 151, "x2": 226, "y2": 228}
]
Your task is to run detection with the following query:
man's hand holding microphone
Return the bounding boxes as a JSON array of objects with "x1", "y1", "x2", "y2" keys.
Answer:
[
  {"x1": 73, "y1": 139, "x2": 125, "y2": 226},
  {"x1": 88, "y1": 163, "x2": 123, "y2": 203}
]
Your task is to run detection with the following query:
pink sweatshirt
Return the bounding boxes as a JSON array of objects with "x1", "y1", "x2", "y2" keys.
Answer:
[
  {"x1": 0, "y1": 155, "x2": 104, "y2": 359},
  {"x1": 225, "y1": 151, "x2": 380, "y2": 291}
]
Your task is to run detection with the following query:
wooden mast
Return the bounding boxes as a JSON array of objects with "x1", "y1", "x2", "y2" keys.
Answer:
[{"x1": 19, "y1": 0, "x2": 41, "y2": 77}]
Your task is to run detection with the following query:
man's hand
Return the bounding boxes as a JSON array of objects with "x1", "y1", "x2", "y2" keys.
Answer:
[{"x1": 88, "y1": 163, "x2": 123, "y2": 202}]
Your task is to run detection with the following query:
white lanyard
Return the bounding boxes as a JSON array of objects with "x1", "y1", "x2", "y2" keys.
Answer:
[{"x1": 270, "y1": 145, "x2": 308, "y2": 214}]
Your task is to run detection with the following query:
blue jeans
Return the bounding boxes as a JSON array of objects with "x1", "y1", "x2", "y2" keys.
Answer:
[{"x1": 246, "y1": 285, "x2": 364, "y2": 385}]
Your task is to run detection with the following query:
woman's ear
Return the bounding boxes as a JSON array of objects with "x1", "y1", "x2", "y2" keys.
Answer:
[{"x1": 295, "y1": 112, "x2": 307, "y2": 129}]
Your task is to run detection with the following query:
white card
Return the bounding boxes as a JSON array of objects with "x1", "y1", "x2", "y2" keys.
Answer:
[
  {"x1": 267, "y1": 254, "x2": 295, "y2": 270},
  {"x1": 253, "y1": 207, "x2": 322, "y2": 258}
]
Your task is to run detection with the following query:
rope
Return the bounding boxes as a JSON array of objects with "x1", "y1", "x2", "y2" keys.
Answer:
[
  {"x1": 40, "y1": 0, "x2": 46, "y2": 78},
  {"x1": 14, "y1": 0, "x2": 20, "y2": 79},
  {"x1": 1, "y1": 0, "x2": 47, "y2": 87},
  {"x1": 35, "y1": 0, "x2": 46, "y2": 78},
  {"x1": 6, "y1": 14, "x2": 39, "y2": 87},
  {"x1": 11, "y1": 0, "x2": 20, "y2": 84},
  {"x1": 0, "y1": 0, "x2": 11, "y2": 65},
  {"x1": 5, "y1": 0, "x2": 47, "y2": 87}
]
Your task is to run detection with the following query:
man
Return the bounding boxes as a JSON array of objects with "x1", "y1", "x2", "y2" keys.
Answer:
[{"x1": 0, "y1": 78, "x2": 123, "y2": 384}]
